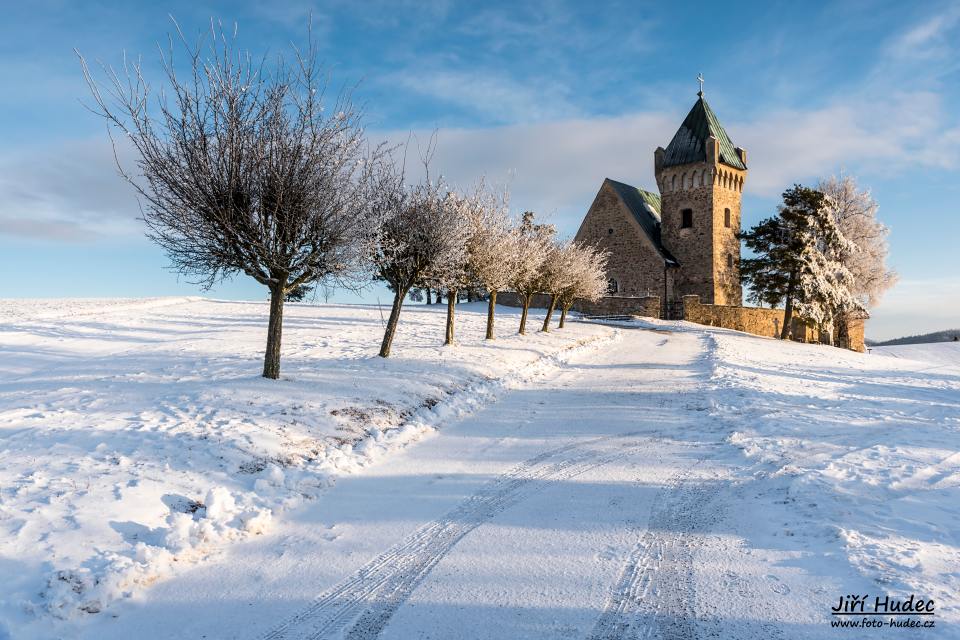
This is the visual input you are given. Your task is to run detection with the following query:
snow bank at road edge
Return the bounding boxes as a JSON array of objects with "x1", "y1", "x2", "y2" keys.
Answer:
[{"x1": 40, "y1": 326, "x2": 621, "y2": 621}]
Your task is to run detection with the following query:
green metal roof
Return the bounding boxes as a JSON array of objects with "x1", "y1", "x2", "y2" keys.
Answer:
[
  {"x1": 605, "y1": 178, "x2": 678, "y2": 266},
  {"x1": 662, "y1": 96, "x2": 746, "y2": 170}
]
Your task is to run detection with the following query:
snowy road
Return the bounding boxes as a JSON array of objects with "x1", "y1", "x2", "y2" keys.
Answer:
[
  {"x1": 50, "y1": 317, "x2": 959, "y2": 639},
  {"x1": 76, "y1": 325, "x2": 788, "y2": 640}
]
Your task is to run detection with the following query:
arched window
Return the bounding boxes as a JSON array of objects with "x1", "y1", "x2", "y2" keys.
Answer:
[
  {"x1": 724, "y1": 208, "x2": 731, "y2": 228},
  {"x1": 671, "y1": 175, "x2": 676, "y2": 191},
  {"x1": 607, "y1": 278, "x2": 619, "y2": 294}
]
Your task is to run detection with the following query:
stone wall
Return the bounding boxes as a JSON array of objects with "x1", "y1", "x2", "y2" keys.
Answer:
[
  {"x1": 495, "y1": 291, "x2": 549, "y2": 310},
  {"x1": 572, "y1": 295, "x2": 661, "y2": 318},
  {"x1": 573, "y1": 181, "x2": 669, "y2": 298},
  {"x1": 496, "y1": 291, "x2": 660, "y2": 319},
  {"x1": 681, "y1": 295, "x2": 811, "y2": 341},
  {"x1": 838, "y1": 317, "x2": 866, "y2": 353},
  {"x1": 655, "y1": 137, "x2": 745, "y2": 305},
  {"x1": 682, "y1": 295, "x2": 866, "y2": 352}
]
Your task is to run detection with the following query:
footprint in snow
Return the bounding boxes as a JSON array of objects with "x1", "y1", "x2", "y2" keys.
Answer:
[{"x1": 767, "y1": 575, "x2": 791, "y2": 595}]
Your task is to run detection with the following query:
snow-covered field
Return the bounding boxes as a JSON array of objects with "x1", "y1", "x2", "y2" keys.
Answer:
[
  {"x1": 708, "y1": 328, "x2": 960, "y2": 633},
  {"x1": 0, "y1": 298, "x2": 612, "y2": 639},
  {"x1": 874, "y1": 341, "x2": 960, "y2": 370},
  {"x1": 1, "y1": 299, "x2": 958, "y2": 639}
]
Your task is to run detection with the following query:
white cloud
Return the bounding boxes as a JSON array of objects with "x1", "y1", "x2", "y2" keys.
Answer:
[
  {"x1": 0, "y1": 137, "x2": 141, "y2": 241},
  {"x1": 383, "y1": 88, "x2": 959, "y2": 234},
  {"x1": 384, "y1": 68, "x2": 578, "y2": 123},
  {"x1": 8, "y1": 84, "x2": 957, "y2": 244},
  {"x1": 884, "y1": 6, "x2": 960, "y2": 63}
]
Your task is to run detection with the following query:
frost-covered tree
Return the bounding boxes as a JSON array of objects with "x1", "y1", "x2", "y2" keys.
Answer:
[
  {"x1": 741, "y1": 185, "x2": 862, "y2": 340},
  {"x1": 818, "y1": 175, "x2": 898, "y2": 309},
  {"x1": 792, "y1": 207, "x2": 862, "y2": 337},
  {"x1": 539, "y1": 242, "x2": 582, "y2": 332},
  {"x1": 511, "y1": 211, "x2": 555, "y2": 335},
  {"x1": 371, "y1": 163, "x2": 470, "y2": 357},
  {"x1": 420, "y1": 191, "x2": 473, "y2": 345},
  {"x1": 467, "y1": 186, "x2": 520, "y2": 340},
  {"x1": 557, "y1": 245, "x2": 608, "y2": 329},
  {"x1": 79, "y1": 22, "x2": 380, "y2": 379}
]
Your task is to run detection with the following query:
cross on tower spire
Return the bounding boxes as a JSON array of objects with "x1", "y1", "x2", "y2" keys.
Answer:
[{"x1": 697, "y1": 73, "x2": 704, "y2": 97}]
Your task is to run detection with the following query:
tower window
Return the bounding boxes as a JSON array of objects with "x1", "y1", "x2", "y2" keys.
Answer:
[
  {"x1": 724, "y1": 208, "x2": 731, "y2": 228},
  {"x1": 607, "y1": 278, "x2": 619, "y2": 294},
  {"x1": 681, "y1": 209, "x2": 693, "y2": 228},
  {"x1": 727, "y1": 253, "x2": 734, "y2": 269},
  {"x1": 608, "y1": 228, "x2": 614, "y2": 235}
]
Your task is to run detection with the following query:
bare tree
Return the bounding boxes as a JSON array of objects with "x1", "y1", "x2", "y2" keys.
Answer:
[
  {"x1": 78, "y1": 21, "x2": 380, "y2": 378},
  {"x1": 511, "y1": 211, "x2": 555, "y2": 335},
  {"x1": 466, "y1": 185, "x2": 519, "y2": 340},
  {"x1": 371, "y1": 161, "x2": 470, "y2": 357},
  {"x1": 557, "y1": 245, "x2": 608, "y2": 328}
]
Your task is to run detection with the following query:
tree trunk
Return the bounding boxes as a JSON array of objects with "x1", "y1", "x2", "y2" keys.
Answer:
[
  {"x1": 519, "y1": 292, "x2": 533, "y2": 335},
  {"x1": 467, "y1": 289, "x2": 474, "y2": 303},
  {"x1": 486, "y1": 290, "x2": 497, "y2": 340},
  {"x1": 542, "y1": 294, "x2": 558, "y2": 332},
  {"x1": 559, "y1": 300, "x2": 573, "y2": 328},
  {"x1": 445, "y1": 289, "x2": 457, "y2": 345},
  {"x1": 780, "y1": 270, "x2": 798, "y2": 340},
  {"x1": 426, "y1": 288, "x2": 432, "y2": 305},
  {"x1": 263, "y1": 283, "x2": 285, "y2": 379},
  {"x1": 379, "y1": 287, "x2": 408, "y2": 357}
]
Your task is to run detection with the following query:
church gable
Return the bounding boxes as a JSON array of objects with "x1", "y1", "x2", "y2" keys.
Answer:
[
  {"x1": 574, "y1": 179, "x2": 674, "y2": 296},
  {"x1": 603, "y1": 179, "x2": 678, "y2": 266}
]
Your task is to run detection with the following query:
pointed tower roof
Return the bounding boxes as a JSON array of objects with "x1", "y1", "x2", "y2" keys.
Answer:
[{"x1": 661, "y1": 96, "x2": 746, "y2": 170}]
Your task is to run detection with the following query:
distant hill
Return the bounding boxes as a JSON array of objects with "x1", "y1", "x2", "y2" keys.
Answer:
[{"x1": 870, "y1": 329, "x2": 960, "y2": 346}]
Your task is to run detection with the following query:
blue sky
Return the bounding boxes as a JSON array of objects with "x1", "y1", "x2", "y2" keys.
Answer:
[{"x1": 1, "y1": 0, "x2": 958, "y2": 340}]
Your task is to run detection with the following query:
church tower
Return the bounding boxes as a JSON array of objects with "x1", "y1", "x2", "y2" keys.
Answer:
[{"x1": 654, "y1": 87, "x2": 746, "y2": 306}]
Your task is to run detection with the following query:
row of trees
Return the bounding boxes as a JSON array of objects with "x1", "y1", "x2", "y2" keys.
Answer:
[
  {"x1": 370, "y1": 174, "x2": 608, "y2": 357},
  {"x1": 740, "y1": 176, "x2": 896, "y2": 344},
  {"x1": 80, "y1": 23, "x2": 608, "y2": 378}
]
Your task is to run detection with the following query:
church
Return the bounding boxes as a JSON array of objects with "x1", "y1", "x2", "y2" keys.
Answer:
[{"x1": 574, "y1": 87, "x2": 747, "y2": 317}]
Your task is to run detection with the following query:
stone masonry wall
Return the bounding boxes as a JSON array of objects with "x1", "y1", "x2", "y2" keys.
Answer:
[
  {"x1": 572, "y1": 295, "x2": 661, "y2": 317},
  {"x1": 711, "y1": 167, "x2": 744, "y2": 306},
  {"x1": 841, "y1": 318, "x2": 866, "y2": 353},
  {"x1": 496, "y1": 291, "x2": 661, "y2": 319},
  {"x1": 573, "y1": 181, "x2": 668, "y2": 298},
  {"x1": 656, "y1": 160, "x2": 716, "y2": 303},
  {"x1": 682, "y1": 295, "x2": 866, "y2": 352},
  {"x1": 655, "y1": 139, "x2": 745, "y2": 306},
  {"x1": 682, "y1": 294, "x2": 811, "y2": 341}
]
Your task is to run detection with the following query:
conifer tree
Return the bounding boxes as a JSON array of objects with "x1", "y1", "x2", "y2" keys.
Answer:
[{"x1": 741, "y1": 185, "x2": 861, "y2": 340}]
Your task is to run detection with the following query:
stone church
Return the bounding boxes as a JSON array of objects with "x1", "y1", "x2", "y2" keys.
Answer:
[{"x1": 574, "y1": 90, "x2": 747, "y2": 314}]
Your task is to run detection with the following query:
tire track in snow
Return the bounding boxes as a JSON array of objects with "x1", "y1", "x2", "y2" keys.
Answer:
[
  {"x1": 259, "y1": 432, "x2": 651, "y2": 640},
  {"x1": 587, "y1": 462, "x2": 728, "y2": 640}
]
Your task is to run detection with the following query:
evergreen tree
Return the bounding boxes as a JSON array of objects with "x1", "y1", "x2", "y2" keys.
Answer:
[{"x1": 741, "y1": 185, "x2": 861, "y2": 340}]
